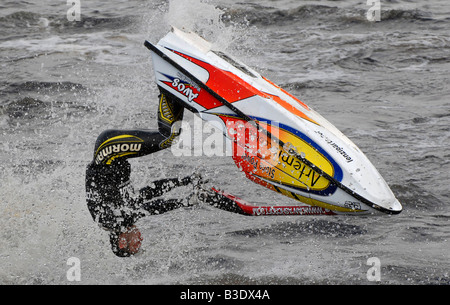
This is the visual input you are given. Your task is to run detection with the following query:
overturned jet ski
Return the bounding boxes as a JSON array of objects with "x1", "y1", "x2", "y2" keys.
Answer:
[{"x1": 145, "y1": 27, "x2": 402, "y2": 215}]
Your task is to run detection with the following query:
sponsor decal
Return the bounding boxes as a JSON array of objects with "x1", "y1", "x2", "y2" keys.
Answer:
[
  {"x1": 315, "y1": 130, "x2": 354, "y2": 163},
  {"x1": 227, "y1": 118, "x2": 333, "y2": 192},
  {"x1": 242, "y1": 152, "x2": 275, "y2": 179},
  {"x1": 161, "y1": 73, "x2": 200, "y2": 103},
  {"x1": 344, "y1": 201, "x2": 362, "y2": 211},
  {"x1": 278, "y1": 151, "x2": 323, "y2": 187},
  {"x1": 95, "y1": 143, "x2": 142, "y2": 164},
  {"x1": 95, "y1": 135, "x2": 143, "y2": 164},
  {"x1": 252, "y1": 206, "x2": 333, "y2": 216}
]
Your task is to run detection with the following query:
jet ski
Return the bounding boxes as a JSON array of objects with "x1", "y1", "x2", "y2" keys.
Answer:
[{"x1": 145, "y1": 27, "x2": 402, "y2": 215}]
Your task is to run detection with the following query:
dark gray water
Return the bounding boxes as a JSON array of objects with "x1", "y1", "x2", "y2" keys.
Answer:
[{"x1": 0, "y1": 0, "x2": 449, "y2": 285}]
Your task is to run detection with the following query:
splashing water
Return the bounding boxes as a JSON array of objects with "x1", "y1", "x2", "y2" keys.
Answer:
[{"x1": 0, "y1": 0, "x2": 449, "y2": 285}]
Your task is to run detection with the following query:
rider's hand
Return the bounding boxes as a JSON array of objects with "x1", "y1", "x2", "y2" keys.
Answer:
[
  {"x1": 117, "y1": 226, "x2": 143, "y2": 255},
  {"x1": 190, "y1": 170, "x2": 209, "y2": 188}
]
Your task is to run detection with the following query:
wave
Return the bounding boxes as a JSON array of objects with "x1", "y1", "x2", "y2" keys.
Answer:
[
  {"x1": 228, "y1": 219, "x2": 366, "y2": 239},
  {"x1": 380, "y1": 8, "x2": 433, "y2": 21},
  {"x1": 0, "y1": 11, "x2": 136, "y2": 34},
  {"x1": 221, "y1": 4, "x2": 340, "y2": 26},
  {"x1": 4, "y1": 81, "x2": 86, "y2": 94},
  {"x1": 0, "y1": 11, "x2": 43, "y2": 25},
  {"x1": 282, "y1": 79, "x2": 359, "y2": 93},
  {"x1": 390, "y1": 183, "x2": 446, "y2": 212},
  {"x1": 50, "y1": 15, "x2": 136, "y2": 32},
  {"x1": 221, "y1": 4, "x2": 435, "y2": 26},
  {"x1": 0, "y1": 95, "x2": 94, "y2": 122}
]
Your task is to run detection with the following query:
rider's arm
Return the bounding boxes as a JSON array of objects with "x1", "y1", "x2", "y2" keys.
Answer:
[
  {"x1": 86, "y1": 161, "x2": 196, "y2": 233},
  {"x1": 139, "y1": 176, "x2": 192, "y2": 200}
]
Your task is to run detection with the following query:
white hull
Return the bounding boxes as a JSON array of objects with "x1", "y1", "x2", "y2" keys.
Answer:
[{"x1": 146, "y1": 27, "x2": 402, "y2": 215}]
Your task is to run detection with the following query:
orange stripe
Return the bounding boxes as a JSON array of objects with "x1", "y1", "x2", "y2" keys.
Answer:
[{"x1": 265, "y1": 92, "x2": 319, "y2": 125}]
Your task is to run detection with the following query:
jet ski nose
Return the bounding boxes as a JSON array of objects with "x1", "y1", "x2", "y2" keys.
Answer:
[
  {"x1": 388, "y1": 198, "x2": 403, "y2": 214},
  {"x1": 375, "y1": 197, "x2": 402, "y2": 214}
]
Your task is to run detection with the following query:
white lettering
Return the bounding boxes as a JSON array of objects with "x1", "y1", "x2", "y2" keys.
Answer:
[
  {"x1": 224, "y1": 290, "x2": 270, "y2": 300},
  {"x1": 171, "y1": 121, "x2": 192, "y2": 157},
  {"x1": 66, "y1": 257, "x2": 81, "y2": 282},
  {"x1": 367, "y1": 257, "x2": 381, "y2": 281},
  {"x1": 203, "y1": 122, "x2": 225, "y2": 157},
  {"x1": 252, "y1": 206, "x2": 332, "y2": 216},
  {"x1": 95, "y1": 143, "x2": 142, "y2": 164},
  {"x1": 171, "y1": 78, "x2": 199, "y2": 102},
  {"x1": 67, "y1": 0, "x2": 81, "y2": 22},
  {"x1": 367, "y1": 0, "x2": 381, "y2": 22},
  {"x1": 180, "y1": 289, "x2": 214, "y2": 303}
]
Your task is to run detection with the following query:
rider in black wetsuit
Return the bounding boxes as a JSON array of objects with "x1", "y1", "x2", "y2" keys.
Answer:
[
  {"x1": 86, "y1": 92, "x2": 202, "y2": 257},
  {"x1": 86, "y1": 90, "x2": 245, "y2": 257}
]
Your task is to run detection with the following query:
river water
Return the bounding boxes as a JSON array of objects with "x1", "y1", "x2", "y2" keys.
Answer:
[{"x1": 0, "y1": 0, "x2": 449, "y2": 285}]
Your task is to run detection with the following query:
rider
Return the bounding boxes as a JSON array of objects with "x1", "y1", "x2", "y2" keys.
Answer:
[
  {"x1": 86, "y1": 88, "x2": 247, "y2": 257},
  {"x1": 86, "y1": 91, "x2": 203, "y2": 257}
]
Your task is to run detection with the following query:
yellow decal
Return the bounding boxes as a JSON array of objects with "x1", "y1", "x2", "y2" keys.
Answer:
[
  {"x1": 94, "y1": 135, "x2": 144, "y2": 164},
  {"x1": 241, "y1": 124, "x2": 334, "y2": 192},
  {"x1": 96, "y1": 134, "x2": 143, "y2": 156},
  {"x1": 159, "y1": 131, "x2": 179, "y2": 149},
  {"x1": 159, "y1": 94, "x2": 183, "y2": 124},
  {"x1": 105, "y1": 152, "x2": 138, "y2": 165},
  {"x1": 272, "y1": 185, "x2": 365, "y2": 213}
]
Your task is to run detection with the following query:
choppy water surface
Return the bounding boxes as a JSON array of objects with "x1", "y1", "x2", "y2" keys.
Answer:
[{"x1": 0, "y1": 0, "x2": 449, "y2": 284}]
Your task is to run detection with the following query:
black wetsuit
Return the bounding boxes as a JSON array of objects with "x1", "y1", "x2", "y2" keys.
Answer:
[
  {"x1": 86, "y1": 91, "x2": 243, "y2": 257},
  {"x1": 85, "y1": 93, "x2": 196, "y2": 256}
]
